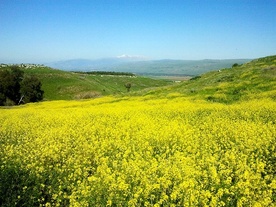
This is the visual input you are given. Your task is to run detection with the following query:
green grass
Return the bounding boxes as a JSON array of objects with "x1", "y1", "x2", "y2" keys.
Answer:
[
  {"x1": 136, "y1": 55, "x2": 276, "y2": 103},
  {"x1": 17, "y1": 67, "x2": 173, "y2": 100},
  {"x1": 2, "y1": 55, "x2": 275, "y2": 103}
]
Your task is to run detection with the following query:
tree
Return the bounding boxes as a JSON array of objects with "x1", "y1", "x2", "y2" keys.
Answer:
[
  {"x1": 124, "y1": 83, "x2": 132, "y2": 92},
  {"x1": 0, "y1": 66, "x2": 43, "y2": 105},
  {"x1": 10, "y1": 66, "x2": 24, "y2": 103},
  {"x1": 0, "y1": 93, "x2": 5, "y2": 106},
  {"x1": 20, "y1": 75, "x2": 44, "y2": 103},
  {"x1": 0, "y1": 66, "x2": 24, "y2": 104}
]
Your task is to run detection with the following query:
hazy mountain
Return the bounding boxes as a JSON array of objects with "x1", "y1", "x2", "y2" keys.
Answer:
[
  {"x1": 45, "y1": 58, "x2": 251, "y2": 76},
  {"x1": 112, "y1": 59, "x2": 251, "y2": 76},
  {"x1": 46, "y1": 55, "x2": 148, "y2": 71},
  {"x1": 46, "y1": 58, "x2": 129, "y2": 71}
]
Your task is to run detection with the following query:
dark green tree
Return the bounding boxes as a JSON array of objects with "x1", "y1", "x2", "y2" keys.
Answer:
[
  {"x1": 0, "y1": 70, "x2": 10, "y2": 95},
  {"x1": 20, "y1": 75, "x2": 44, "y2": 103},
  {"x1": 10, "y1": 66, "x2": 24, "y2": 103},
  {"x1": 0, "y1": 66, "x2": 24, "y2": 104},
  {"x1": 0, "y1": 66, "x2": 43, "y2": 105},
  {"x1": 0, "y1": 93, "x2": 5, "y2": 106}
]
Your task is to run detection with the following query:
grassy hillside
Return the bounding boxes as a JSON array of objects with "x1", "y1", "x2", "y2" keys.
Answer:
[
  {"x1": 1, "y1": 55, "x2": 275, "y2": 103},
  {"x1": 138, "y1": 55, "x2": 276, "y2": 103},
  {"x1": 1, "y1": 56, "x2": 275, "y2": 206},
  {"x1": 18, "y1": 67, "x2": 173, "y2": 100}
]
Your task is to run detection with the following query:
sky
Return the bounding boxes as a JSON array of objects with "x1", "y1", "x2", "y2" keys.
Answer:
[{"x1": 0, "y1": 0, "x2": 275, "y2": 63}]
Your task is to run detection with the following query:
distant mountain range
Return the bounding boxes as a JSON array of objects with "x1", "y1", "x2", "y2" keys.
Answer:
[
  {"x1": 45, "y1": 57, "x2": 251, "y2": 76},
  {"x1": 46, "y1": 58, "x2": 132, "y2": 71}
]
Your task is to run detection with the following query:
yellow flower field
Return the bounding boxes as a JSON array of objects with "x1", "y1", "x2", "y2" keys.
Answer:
[{"x1": 0, "y1": 96, "x2": 275, "y2": 206}]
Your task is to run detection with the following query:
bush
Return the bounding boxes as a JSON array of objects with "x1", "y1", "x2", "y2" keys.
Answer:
[
  {"x1": 190, "y1": 75, "x2": 201, "y2": 81},
  {"x1": 232, "y1": 63, "x2": 239, "y2": 68}
]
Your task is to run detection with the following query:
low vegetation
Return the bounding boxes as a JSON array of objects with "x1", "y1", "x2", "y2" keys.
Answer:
[
  {"x1": 1, "y1": 97, "x2": 275, "y2": 206},
  {"x1": 0, "y1": 55, "x2": 275, "y2": 206},
  {"x1": 16, "y1": 66, "x2": 172, "y2": 100},
  {"x1": 139, "y1": 55, "x2": 276, "y2": 104}
]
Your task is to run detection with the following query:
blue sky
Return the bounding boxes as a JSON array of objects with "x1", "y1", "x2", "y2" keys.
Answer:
[{"x1": 0, "y1": 0, "x2": 275, "y2": 63}]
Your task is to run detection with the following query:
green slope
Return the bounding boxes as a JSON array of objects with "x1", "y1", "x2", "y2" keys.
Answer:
[
  {"x1": 3, "y1": 66, "x2": 173, "y2": 101},
  {"x1": 2, "y1": 55, "x2": 275, "y2": 103},
  {"x1": 138, "y1": 55, "x2": 276, "y2": 103}
]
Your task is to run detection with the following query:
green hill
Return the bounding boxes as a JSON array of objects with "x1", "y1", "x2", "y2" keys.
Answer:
[
  {"x1": 138, "y1": 55, "x2": 276, "y2": 103},
  {"x1": 36, "y1": 68, "x2": 173, "y2": 100},
  {"x1": 1, "y1": 56, "x2": 275, "y2": 206},
  {"x1": 0, "y1": 66, "x2": 173, "y2": 101},
  {"x1": 1, "y1": 55, "x2": 275, "y2": 103}
]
